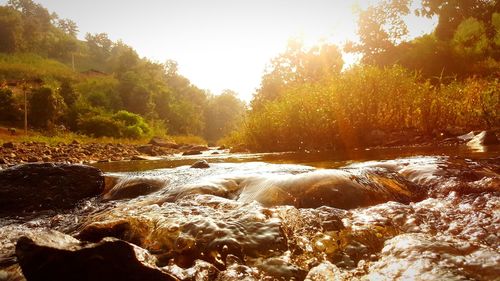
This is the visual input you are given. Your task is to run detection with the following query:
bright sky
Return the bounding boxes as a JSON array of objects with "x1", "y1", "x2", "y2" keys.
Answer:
[{"x1": 1, "y1": 0, "x2": 437, "y2": 101}]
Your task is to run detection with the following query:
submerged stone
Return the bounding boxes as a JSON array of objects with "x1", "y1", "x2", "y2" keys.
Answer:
[
  {"x1": 0, "y1": 163, "x2": 104, "y2": 214},
  {"x1": 16, "y1": 234, "x2": 177, "y2": 281},
  {"x1": 191, "y1": 160, "x2": 210, "y2": 169}
]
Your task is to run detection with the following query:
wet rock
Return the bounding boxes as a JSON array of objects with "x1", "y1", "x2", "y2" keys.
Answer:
[
  {"x1": 366, "y1": 233, "x2": 500, "y2": 280},
  {"x1": 131, "y1": 155, "x2": 149, "y2": 161},
  {"x1": 27, "y1": 156, "x2": 40, "y2": 163},
  {"x1": 0, "y1": 163, "x2": 104, "y2": 214},
  {"x1": 103, "y1": 178, "x2": 165, "y2": 201},
  {"x1": 182, "y1": 150, "x2": 202, "y2": 156},
  {"x1": 467, "y1": 130, "x2": 499, "y2": 146},
  {"x1": 457, "y1": 131, "x2": 475, "y2": 142},
  {"x1": 191, "y1": 145, "x2": 209, "y2": 151},
  {"x1": 149, "y1": 137, "x2": 180, "y2": 149},
  {"x1": 305, "y1": 261, "x2": 344, "y2": 281},
  {"x1": 16, "y1": 235, "x2": 177, "y2": 281},
  {"x1": 257, "y1": 257, "x2": 307, "y2": 280},
  {"x1": 2, "y1": 142, "x2": 15, "y2": 149},
  {"x1": 191, "y1": 160, "x2": 210, "y2": 169},
  {"x1": 136, "y1": 145, "x2": 155, "y2": 155}
]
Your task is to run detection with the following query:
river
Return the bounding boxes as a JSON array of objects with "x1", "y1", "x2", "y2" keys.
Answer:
[{"x1": 1, "y1": 144, "x2": 499, "y2": 280}]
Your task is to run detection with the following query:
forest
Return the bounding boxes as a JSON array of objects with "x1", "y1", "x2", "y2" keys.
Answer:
[
  {"x1": 0, "y1": 0, "x2": 499, "y2": 150},
  {"x1": 0, "y1": 0, "x2": 246, "y2": 144}
]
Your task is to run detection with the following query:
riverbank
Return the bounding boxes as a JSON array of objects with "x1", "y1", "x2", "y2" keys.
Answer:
[
  {"x1": 0, "y1": 138, "x2": 213, "y2": 168},
  {"x1": 1, "y1": 130, "x2": 498, "y2": 168}
]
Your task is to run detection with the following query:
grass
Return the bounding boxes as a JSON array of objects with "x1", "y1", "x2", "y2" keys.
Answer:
[
  {"x1": 0, "y1": 53, "x2": 76, "y2": 81},
  {"x1": 165, "y1": 135, "x2": 207, "y2": 145},
  {"x1": 0, "y1": 127, "x2": 208, "y2": 146}
]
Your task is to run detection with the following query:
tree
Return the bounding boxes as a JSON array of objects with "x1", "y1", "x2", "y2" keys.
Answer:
[
  {"x1": 7, "y1": 0, "x2": 52, "y2": 53},
  {"x1": 346, "y1": 0, "x2": 411, "y2": 63},
  {"x1": 0, "y1": 6, "x2": 22, "y2": 53},
  {"x1": 0, "y1": 88, "x2": 21, "y2": 125},
  {"x1": 204, "y1": 90, "x2": 246, "y2": 142},
  {"x1": 418, "y1": 0, "x2": 498, "y2": 40},
  {"x1": 452, "y1": 17, "x2": 489, "y2": 58},
  {"x1": 253, "y1": 40, "x2": 343, "y2": 109},
  {"x1": 59, "y1": 80, "x2": 79, "y2": 107},
  {"x1": 85, "y1": 33, "x2": 113, "y2": 70},
  {"x1": 29, "y1": 87, "x2": 65, "y2": 128},
  {"x1": 56, "y1": 18, "x2": 78, "y2": 37},
  {"x1": 108, "y1": 41, "x2": 140, "y2": 74}
]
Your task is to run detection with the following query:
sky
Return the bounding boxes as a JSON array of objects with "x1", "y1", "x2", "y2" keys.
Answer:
[{"x1": 1, "y1": 0, "x2": 437, "y2": 101}]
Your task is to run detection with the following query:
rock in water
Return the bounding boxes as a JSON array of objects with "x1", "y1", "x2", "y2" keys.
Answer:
[
  {"x1": 182, "y1": 150, "x2": 202, "y2": 156},
  {"x1": 191, "y1": 160, "x2": 210, "y2": 169},
  {"x1": 0, "y1": 163, "x2": 104, "y2": 214},
  {"x1": 467, "y1": 130, "x2": 499, "y2": 147},
  {"x1": 16, "y1": 235, "x2": 177, "y2": 281},
  {"x1": 149, "y1": 137, "x2": 180, "y2": 149}
]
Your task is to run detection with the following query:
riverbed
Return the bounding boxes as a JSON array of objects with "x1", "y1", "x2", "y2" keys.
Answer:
[{"x1": 1, "y1": 144, "x2": 499, "y2": 280}]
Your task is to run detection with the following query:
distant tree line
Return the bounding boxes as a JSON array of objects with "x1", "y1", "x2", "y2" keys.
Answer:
[{"x1": 0, "y1": 0, "x2": 245, "y2": 142}]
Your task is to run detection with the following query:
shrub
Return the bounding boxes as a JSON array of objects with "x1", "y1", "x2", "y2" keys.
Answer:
[
  {"x1": 77, "y1": 110, "x2": 151, "y2": 139},
  {"x1": 111, "y1": 110, "x2": 150, "y2": 138},
  {"x1": 77, "y1": 115, "x2": 122, "y2": 138},
  {"x1": 0, "y1": 87, "x2": 21, "y2": 125}
]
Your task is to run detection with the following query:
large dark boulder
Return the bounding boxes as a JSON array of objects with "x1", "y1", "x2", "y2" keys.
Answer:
[
  {"x1": 16, "y1": 234, "x2": 177, "y2": 281},
  {"x1": 0, "y1": 163, "x2": 104, "y2": 214}
]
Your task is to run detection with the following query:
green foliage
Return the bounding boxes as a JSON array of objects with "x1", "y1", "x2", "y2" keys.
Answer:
[
  {"x1": 204, "y1": 90, "x2": 246, "y2": 142},
  {"x1": 77, "y1": 115, "x2": 122, "y2": 138},
  {"x1": 452, "y1": 18, "x2": 489, "y2": 57},
  {"x1": 59, "y1": 80, "x2": 78, "y2": 106},
  {"x1": 28, "y1": 86, "x2": 66, "y2": 129},
  {"x1": 253, "y1": 40, "x2": 344, "y2": 109},
  {"x1": 240, "y1": 65, "x2": 500, "y2": 151},
  {"x1": 0, "y1": 53, "x2": 75, "y2": 81},
  {"x1": 0, "y1": 87, "x2": 22, "y2": 125},
  {"x1": 493, "y1": 13, "x2": 500, "y2": 47},
  {"x1": 350, "y1": 0, "x2": 500, "y2": 78},
  {"x1": 112, "y1": 110, "x2": 150, "y2": 138},
  {"x1": 0, "y1": 6, "x2": 22, "y2": 53},
  {"x1": 0, "y1": 1, "x2": 243, "y2": 142},
  {"x1": 75, "y1": 76, "x2": 121, "y2": 110},
  {"x1": 77, "y1": 110, "x2": 151, "y2": 139}
]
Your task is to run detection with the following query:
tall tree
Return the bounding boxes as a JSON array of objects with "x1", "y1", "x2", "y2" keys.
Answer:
[
  {"x1": 346, "y1": 0, "x2": 411, "y2": 64},
  {"x1": 204, "y1": 90, "x2": 246, "y2": 142},
  {"x1": 418, "y1": 0, "x2": 499, "y2": 40},
  {"x1": 0, "y1": 6, "x2": 22, "y2": 53},
  {"x1": 253, "y1": 40, "x2": 343, "y2": 109}
]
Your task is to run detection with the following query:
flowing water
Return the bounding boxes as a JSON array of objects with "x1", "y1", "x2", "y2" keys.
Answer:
[{"x1": 1, "y1": 145, "x2": 499, "y2": 280}]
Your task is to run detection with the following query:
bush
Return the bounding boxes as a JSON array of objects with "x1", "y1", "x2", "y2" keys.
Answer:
[
  {"x1": 0, "y1": 87, "x2": 21, "y2": 125},
  {"x1": 77, "y1": 110, "x2": 151, "y2": 139},
  {"x1": 112, "y1": 110, "x2": 150, "y2": 138},
  {"x1": 77, "y1": 115, "x2": 122, "y2": 138},
  {"x1": 29, "y1": 86, "x2": 66, "y2": 129}
]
